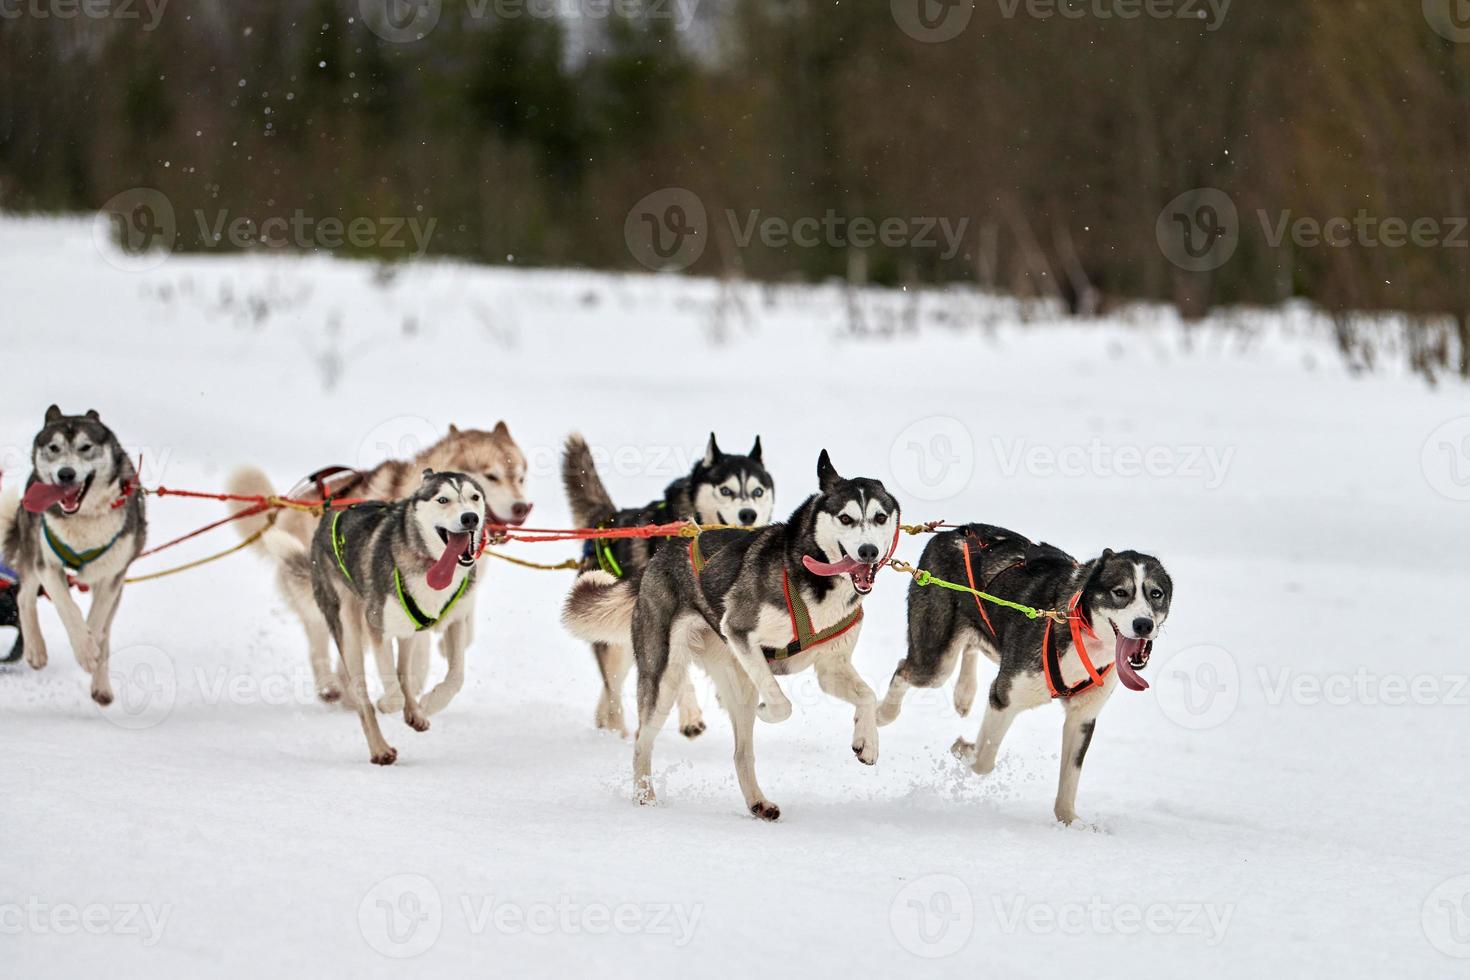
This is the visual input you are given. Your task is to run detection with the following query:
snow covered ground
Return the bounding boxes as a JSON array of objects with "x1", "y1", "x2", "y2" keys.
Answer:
[{"x1": 3, "y1": 215, "x2": 1468, "y2": 977}]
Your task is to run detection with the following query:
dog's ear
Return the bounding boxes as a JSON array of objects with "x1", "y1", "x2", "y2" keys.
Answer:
[
  {"x1": 1100, "y1": 548, "x2": 1115, "y2": 562},
  {"x1": 493, "y1": 421, "x2": 511, "y2": 439},
  {"x1": 44, "y1": 405, "x2": 62, "y2": 424},
  {"x1": 703, "y1": 433, "x2": 722, "y2": 468},
  {"x1": 85, "y1": 409, "x2": 100, "y2": 421},
  {"x1": 448, "y1": 424, "x2": 461, "y2": 437},
  {"x1": 422, "y1": 468, "x2": 435, "y2": 478},
  {"x1": 817, "y1": 449, "x2": 842, "y2": 493},
  {"x1": 748, "y1": 436, "x2": 763, "y2": 462}
]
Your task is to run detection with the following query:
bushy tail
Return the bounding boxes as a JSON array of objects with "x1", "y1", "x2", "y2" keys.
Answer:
[
  {"x1": 562, "y1": 433, "x2": 617, "y2": 529},
  {"x1": 562, "y1": 571, "x2": 636, "y2": 646},
  {"x1": 227, "y1": 466, "x2": 316, "y2": 555}
]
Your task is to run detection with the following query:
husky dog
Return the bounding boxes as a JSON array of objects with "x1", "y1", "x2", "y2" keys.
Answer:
[
  {"x1": 0, "y1": 406, "x2": 146, "y2": 704},
  {"x1": 565, "y1": 450, "x2": 896, "y2": 820},
  {"x1": 562, "y1": 432, "x2": 774, "y2": 738},
  {"x1": 229, "y1": 422, "x2": 531, "y2": 707},
  {"x1": 875, "y1": 524, "x2": 1172, "y2": 824},
  {"x1": 263, "y1": 470, "x2": 489, "y2": 765}
]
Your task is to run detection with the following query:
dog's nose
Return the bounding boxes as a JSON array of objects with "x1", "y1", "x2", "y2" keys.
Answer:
[
  {"x1": 57, "y1": 467, "x2": 76, "y2": 484},
  {"x1": 739, "y1": 508, "x2": 757, "y2": 525},
  {"x1": 857, "y1": 543, "x2": 880, "y2": 563},
  {"x1": 1133, "y1": 617, "x2": 1154, "y2": 637},
  {"x1": 511, "y1": 502, "x2": 531, "y2": 521},
  {"x1": 460, "y1": 512, "x2": 480, "y2": 528}
]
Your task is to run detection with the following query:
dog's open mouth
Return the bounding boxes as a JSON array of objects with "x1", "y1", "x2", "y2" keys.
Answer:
[
  {"x1": 428, "y1": 527, "x2": 477, "y2": 590},
  {"x1": 801, "y1": 553, "x2": 880, "y2": 595},
  {"x1": 1111, "y1": 621, "x2": 1153, "y2": 692},
  {"x1": 22, "y1": 477, "x2": 89, "y2": 516}
]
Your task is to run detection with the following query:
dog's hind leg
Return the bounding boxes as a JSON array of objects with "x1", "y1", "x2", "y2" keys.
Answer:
[
  {"x1": 410, "y1": 637, "x2": 431, "y2": 697},
  {"x1": 816, "y1": 652, "x2": 880, "y2": 766},
  {"x1": 1054, "y1": 687, "x2": 1110, "y2": 825},
  {"x1": 953, "y1": 647, "x2": 980, "y2": 718},
  {"x1": 337, "y1": 616, "x2": 396, "y2": 765},
  {"x1": 593, "y1": 641, "x2": 632, "y2": 736},
  {"x1": 375, "y1": 637, "x2": 405, "y2": 714},
  {"x1": 878, "y1": 631, "x2": 973, "y2": 727},
  {"x1": 632, "y1": 614, "x2": 688, "y2": 806},
  {"x1": 83, "y1": 574, "x2": 125, "y2": 707},
  {"x1": 702, "y1": 651, "x2": 778, "y2": 820},
  {"x1": 676, "y1": 677, "x2": 705, "y2": 739},
  {"x1": 952, "y1": 673, "x2": 1025, "y2": 775},
  {"x1": 17, "y1": 580, "x2": 46, "y2": 670},
  {"x1": 420, "y1": 618, "x2": 467, "y2": 716},
  {"x1": 396, "y1": 634, "x2": 430, "y2": 732},
  {"x1": 304, "y1": 611, "x2": 341, "y2": 703}
]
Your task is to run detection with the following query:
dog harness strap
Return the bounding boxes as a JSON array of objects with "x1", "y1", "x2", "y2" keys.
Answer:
[
  {"x1": 960, "y1": 538, "x2": 997, "y2": 636},
  {"x1": 330, "y1": 510, "x2": 355, "y2": 584},
  {"x1": 1041, "y1": 591, "x2": 1112, "y2": 699},
  {"x1": 770, "y1": 570, "x2": 863, "y2": 661},
  {"x1": 594, "y1": 524, "x2": 623, "y2": 578},
  {"x1": 40, "y1": 517, "x2": 126, "y2": 572},
  {"x1": 688, "y1": 534, "x2": 706, "y2": 576},
  {"x1": 392, "y1": 568, "x2": 471, "y2": 632}
]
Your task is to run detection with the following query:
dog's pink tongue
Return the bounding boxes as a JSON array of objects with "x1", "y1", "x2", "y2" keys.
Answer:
[
  {"x1": 1114, "y1": 636, "x2": 1150, "y2": 692},
  {"x1": 427, "y1": 532, "x2": 471, "y2": 591},
  {"x1": 802, "y1": 555, "x2": 864, "y2": 576},
  {"x1": 22, "y1": 483, "x2": 77, "y2": 514}
]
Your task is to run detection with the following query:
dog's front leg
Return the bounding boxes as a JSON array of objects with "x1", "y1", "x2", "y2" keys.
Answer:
[
  {"x1": 1055, "y1": 687, "x2": 1110, "y2": 825},
  {"x1": 815, "y1": 651, "x2": 879, "y2": 765},
  {"x1": 396, "y1": 634, "x2": 430, "y2": 732},
  {"x1": 701, "y1": 651, "x2": 778, "y2": 819},
  {"x1": 952, "y1": 675, "x2": 1024, "y2": 775},
  {"x1": 675, "y1": 677, "x2": 705, "y2": 739},
  {"x1": 374, "y1": 636, "x2": 405, "y2": 714},
  {"x1": 83, "y1": 574, "x2": 125, "y2": 706},
  {"x1": 420, "y1": 619, "x2": 467, "y2": 716},
  {"x1": 36, "y1": 565, "x2": 99, "y2": 672},
  {"x1": 17, "y1": 579, "x2": 47, "y2": 670},
  {"x1": 337, "y1": 617, "x2": 396, "y2": 765},
  {"x1": 720, "y1": 610, "x2": 790, "y2": 723}
]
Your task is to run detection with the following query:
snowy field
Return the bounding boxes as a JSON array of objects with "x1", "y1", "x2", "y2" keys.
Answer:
[{"x1": 3, "y1": 215, "x2": 1469, "y2": 977}]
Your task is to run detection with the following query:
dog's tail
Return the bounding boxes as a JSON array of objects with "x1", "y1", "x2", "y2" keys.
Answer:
[
  {"x1": 562, "y1": 570, "x2": 636, "y2": 646},
  {"x1": 226, "y1": 466, "x2": 317, "y2": 555},
  {"x1": 562, "y1": 433, "x2": 617, "y2": 529}
]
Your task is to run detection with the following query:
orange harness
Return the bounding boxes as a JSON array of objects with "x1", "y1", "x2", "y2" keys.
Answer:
[{"x1": 959, "y1": 538, "x2": 1111, "y2": 699}]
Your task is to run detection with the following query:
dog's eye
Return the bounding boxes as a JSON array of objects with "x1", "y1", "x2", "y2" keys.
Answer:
[
  {"x1": 484, "y1": 473, "x2": 501, "y2": 483},
  {"x1": 838, "y1": 514, "x2": 855, "y2": 526},
  {"x1": 1149, "y1": 588, "x2": 1164, "y2": 600},
  {"x1": 78, "y1": 444, "x2": 92, "y2": 453},
  {"x1": 1112, "y1": 587, "x2": 1131, "y2": 600},
  {"x1": 437, "y1": 496, "x2": 449, "y2": 505},
  {"x1": 874, "y1": 513, "x2": 888, "y2": 525},
  {"x1": 47, "y1": 444, "x2": 60, "y2": 454},
  {"x1": 720, "y1": 487, "x2": 734, "y2": 497}
]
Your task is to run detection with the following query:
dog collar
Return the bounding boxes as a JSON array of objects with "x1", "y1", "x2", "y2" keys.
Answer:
[
  {"x1": 393, "y1": 568, "x2": 470, "y2": 632},
  {"x1": 41, "y1": 517, "x2": 127, "y2": 573}
]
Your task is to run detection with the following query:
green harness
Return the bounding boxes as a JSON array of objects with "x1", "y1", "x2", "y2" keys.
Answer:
[
  {"x1": 688, "y1": 535, "x2": 862, "y2": 661},
  {"x1": 332, "y1": 509, "x2": 471, "y2": 632},
  {"x1": 42, "y1": 517, "x2": 127, "y2": 572}
]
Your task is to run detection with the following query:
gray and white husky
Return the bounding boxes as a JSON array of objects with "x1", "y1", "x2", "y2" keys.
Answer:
[
  {"x1": 876, "y1": 523, "x2": 1173, "y2": 824},
  {"x1": 0, "y1": 406, "x2": 146, "y2": 706},
  {"x1": 564, "y1": 450, "x2": 897, "y2": 820},
  {"x1": 263, "y1": 470, "x2": 488, "y2": 765},
  {"x1": 561, "y1": 432, "x2": 775, "y2": 738}
]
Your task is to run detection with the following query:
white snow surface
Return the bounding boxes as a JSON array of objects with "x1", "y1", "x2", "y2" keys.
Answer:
[{"x1": 2, "y1": 216, "x2": 1468, "y2": 977}]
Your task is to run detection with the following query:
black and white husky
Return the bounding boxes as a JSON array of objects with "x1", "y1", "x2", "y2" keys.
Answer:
[
  {"x1": 564, "y1": 450, "x2": 897, "y2": 820},
  {"x1": 0, "y1": 406, "x2": 146, "y2": 705},
  {"x1": 561, "y1": 432, "x2": 775, "y2": 737},
  {"x1": 876, "y1": 524, "x2": 1172, "y2": 824},
  {"x1": 264, "y1": 470, "x2": 488, "y2": 765}
]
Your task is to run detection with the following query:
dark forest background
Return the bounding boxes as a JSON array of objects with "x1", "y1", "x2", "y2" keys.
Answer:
[{"x1": 4, "y1": 0, "x2": 1470, "y2": 376}]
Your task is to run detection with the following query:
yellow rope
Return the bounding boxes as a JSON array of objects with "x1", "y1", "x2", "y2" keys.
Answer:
[
  {"x1": 125, "y1": 520, "x2": 274, "y2": 584},
  {"x1": 481, "y1": 549, "x2": 582, "y2": 572},
  {"x1": 886, "y1": 558, "x2": 1068, "y2": 624}
]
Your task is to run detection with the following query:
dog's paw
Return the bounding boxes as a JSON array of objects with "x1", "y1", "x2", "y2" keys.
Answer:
[
  {"x1": 1054, "y1": 806, "x2": 1078, "y2": 826},
  {"x1": 318, "y1": 684, "x2": 342, "y2": 704},
  {"x1": 25, "y1": 643, "x2": 47, "y2": 671},
  {"x1": 404, "y1": 710, "x2": 430, "y2": 733},
  {"x1": 756, "y1": 695, "x2": 792, "y2": 724},
  {"x1": 634, "y1": 780, "x2": 658, "y2": 806},
  {"x1": 950, "y1": 736, "x2": 978, "y2": 765},
  {"x1": 852, "y1": 735, "x2": 878, "y2": 766},
  {"x1": 91, "y1": 685, "x2": 114, "y2": 707},
  {"x1": 749, "y1": 801, "x2": 781, "y2": 822},
  {"x1": 680, "y1": 720, "x2": 707, "y2": 740},
  {"x1": 370, "y1": 747, "x2": 399, "y2": 766},
  {"x1": 376, "y1": 692, "x2": 405, "y2": 714},
  {"x1": 76, "y1": 634, "x2": 102, "y2": 674}
]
